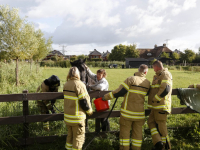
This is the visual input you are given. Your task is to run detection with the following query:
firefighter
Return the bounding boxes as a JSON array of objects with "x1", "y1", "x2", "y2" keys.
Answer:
[
  {"x1": 37, "y1": 75, "x2": 60, "y2": 131},
  {"x1": 64, "y1": 67, "x2": 93, "y2": 150},
  {"x1": 102, "y1": 64, "x2": 150, "y2": 150},
  {"x1": 188, "y1": 84, "x2": 200, "y2": 89},
  {"x1": 84, "y1": 64, "x2": 110, "y2": 131},
  {"x1": 147, "y1": 60, "x2": 172, "y2": 150}
]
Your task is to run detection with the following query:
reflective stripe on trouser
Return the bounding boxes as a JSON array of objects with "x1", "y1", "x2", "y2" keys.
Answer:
[
  {"x1": 147, "y1": 110, "x2": 171, "y2": 149},
  {"x1": 65, "y1": 122, "x2": 85, "y2": 150},
  {"x1": 43, "y1": 121, "x2": 49, "y2": 129},
  {"x1": 119, "y1": 116, "x2": 144, "y2": 150}
]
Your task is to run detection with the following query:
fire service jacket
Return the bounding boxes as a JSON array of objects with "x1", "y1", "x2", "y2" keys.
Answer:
[
  {"x1": 148, "y1": 68, "x2": 173, "y2": 114},
  {"x1": 63, "y1": 77, "x2": 93, "y2": 126},
  {"x1": 104, "y1": 72, "x2": 150, "y2": 121},
  {"x1": 188, "y1": 84, "x2": 200, "y2": 89},
  {"x1": 37, "y1": 82, "x2": 58, "y2": 93}
]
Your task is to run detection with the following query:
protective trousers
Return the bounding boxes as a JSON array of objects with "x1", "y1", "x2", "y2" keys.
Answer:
[
  {"x1": 147, "y1": 109, "x2": 171, "y2": 150},
  {"x1": 65, "y1": 122, "x2": 85, "y2": 150},
  {"x1": 37, "y1": 100, "x2": 53, "y2": 130},
  {"x1": 119, "y1": 116, "x2": 145, "y2": 150}
]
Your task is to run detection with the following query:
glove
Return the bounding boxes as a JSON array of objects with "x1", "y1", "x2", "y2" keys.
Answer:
[{"x1": 86, "y1": 110, "x2": 93, "y2": 116}]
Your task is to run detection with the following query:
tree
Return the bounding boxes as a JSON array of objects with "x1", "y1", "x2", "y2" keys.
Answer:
[
  {"x1": 161, "y1": 52, "x2": 170, "y2": 58},
  {"x1": 171, "y1": 52, "x2": 180, "y2": 60},
  {"x1": 125, "y1": 44, "x2": 139, "y2": 58},
  {"x1": 180, "y1": 49, "x2": 196, "y2": 63},
  {"x1": 109, "y1": 44, "x2": 126, "y2": 61}
]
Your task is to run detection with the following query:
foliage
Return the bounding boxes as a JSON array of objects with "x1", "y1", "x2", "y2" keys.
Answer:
[
  {"x1": 91, "y1": 58, "x2": 102, "y2": 61},
  {"x1": 108, "y1": 44, "x2": 139, "y2": 61},
  {"x1": 149, "y1": 58, "x2": 157, "y2": 65},
  {"x1": 161, "y1": 52, "x2": 170, "y2": 58},
  {"x1": 171, "y1": 52, "x2": 180, "y2": 60},
  {"x1": 70, "y1": 56, "x2": 77, "y2": 61},
  {"x1": 77, "y1": 54, "x2": 88, "y2": 60},
  {"x1": 180, "y1": 49, "x2": 196, "y2": 63}
]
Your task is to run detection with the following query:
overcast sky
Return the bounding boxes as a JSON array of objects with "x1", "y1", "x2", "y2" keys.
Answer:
[{"x1": 1, "y1": 0, "x2": 200, "y2": 55}]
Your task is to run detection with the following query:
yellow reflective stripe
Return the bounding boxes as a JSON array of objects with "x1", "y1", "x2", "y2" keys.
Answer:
[
  {"x1": 147, "y1": 104, "x2": 153, "y2": 108},
  {"x1": 64, "y1": 95, "x2": 78, "y2": 100},
  {"x1": 86, "y1": 109, "x2": 93, "y2": 114},
  {"x1": 64, "y1": 114, "x2": 84, "y2": 119},
  {"x1": 162, "y1": 80, "x2": 171, "y2": 85},
  {"x1": 194, "y1": 84, "x2": 197, "y2": 88},
  {"x1": 121, "y1": 112, "x2": 145, "y2": 119},
  {"x1": 129, "y1": 89, "x2": 147, "y2": 95},
  {"x1": 155, "y1": 94, "x2": 162, "y2": 101},
  {"x1": 121, "y1": 108, "x2": 144, "y2": 115},
  {"x1": 132, "y1": 139, "x2": 142, "y2": 143},
  {"x1": 151, "y1": 84, "x2": 160, "y2": 88},
  {"x1": 152, "y1": 105, "x2": 167, "y2": 109},
  {"x1": 166, "y1": 135, "x2": 170, "y2": 142},
  {"x1": 124, "y1": 92, "x2": 129, "y2": 109},
  {"x1": 109, "y1": 92, "x2": 114, "y2": 99},
  {"x1": 162, "y1": 137, "x2": 166, "y2": 143},
  {"x1": 66, "y1": 143, "x2": 72, "y2": 149},
  {"x1": 78, "y1": 92, "x2": 88, "y2": 100},
  {"x1": 120, "y1": 139, "x2": 130, "y2": 146},
  {"x1": 132, "y1": 139, "x2": 142, "y2": 147},
  {"x1": 64, "y1": 118, "x2": 83, "y2": 123},
  {"x1": 121, "y1": 82, "x2": 129, "y2": 90},
  {"x1": 151, "y1": 128, "x2": 159, "y2": 136},
  {"x1": 72, "y1": 148, "x2": 81, "y2": 150},
  {"x1": 76, "y1": 100, "x2": 79, "y2": 116}
]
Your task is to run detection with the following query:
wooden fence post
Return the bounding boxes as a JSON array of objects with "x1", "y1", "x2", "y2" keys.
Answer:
[{"x1": 23, "y1": 90, "x2": 29, "y2": 146}]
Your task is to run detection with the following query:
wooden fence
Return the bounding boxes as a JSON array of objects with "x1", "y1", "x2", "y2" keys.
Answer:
[{"x1": 0, "y1": 89, "x2": 198, "y2": 146}]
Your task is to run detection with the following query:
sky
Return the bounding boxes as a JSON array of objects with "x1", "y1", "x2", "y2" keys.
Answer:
[{"x1": 0, "y1": 0, "x2": 200, "y2": 55}]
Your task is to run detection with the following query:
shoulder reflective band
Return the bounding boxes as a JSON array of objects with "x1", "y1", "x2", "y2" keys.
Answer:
[
  {"x1": 129, "y1": 89, "x2": 147, "y2": 95},
  {"x1": 131, "y1": 85, "x2": 149, "y2": 89},
  {"x1": 162, "y1": 80, "x2": 171, "y2": 85},
  {"x1": 78, "y1": 92, "x2": 88, "y2": 100},
  {"x1": 121, "y1": 82, "x2": 129, "y2": 90},
  {"x1": 151, "y1": 84, "x2": 160, "y2": 88},
  {"x1": 64, "y1": 95, "x2": 78, "y2": 100},
  {"x1": 155, "y1": 94, "x2": 162, "y2": 101}
]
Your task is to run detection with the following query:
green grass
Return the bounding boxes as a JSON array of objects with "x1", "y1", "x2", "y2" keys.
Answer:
[{"x1": 1, "y1": 66, "x2": 200, "y2": 149}]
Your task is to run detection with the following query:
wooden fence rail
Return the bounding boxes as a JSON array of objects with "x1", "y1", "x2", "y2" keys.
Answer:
[{"x1": 0, "y1": 89, "x2": 198, "y2": 146}]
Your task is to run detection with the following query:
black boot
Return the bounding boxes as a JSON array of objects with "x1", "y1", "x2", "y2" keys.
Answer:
[{"x1": 152, "y1": 141, "x2": 163, "y2": 150}]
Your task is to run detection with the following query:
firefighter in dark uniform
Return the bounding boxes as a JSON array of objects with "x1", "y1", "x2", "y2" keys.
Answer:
[
  {"x1": 147, "y1": 60, "x2": 172, "y2": 150},
  {"x1": 102, "y1": 64, "x2": 150, "y2": 150},
  {"x1": 37, "y1": 75, "x2": 60, "y2": 131}
]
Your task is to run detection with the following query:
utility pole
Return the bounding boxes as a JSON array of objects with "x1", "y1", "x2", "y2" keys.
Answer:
[
  {"x1": 59, "y1": 45, "x2": 67, "y2": 55},
  {"x1": 165, "y1": 39, "x2": 170, "y2": 47}
]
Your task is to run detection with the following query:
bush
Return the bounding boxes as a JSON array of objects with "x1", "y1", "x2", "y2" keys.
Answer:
[{"x1": 91, "y1": 58, "x2": 102, "y2": 61}]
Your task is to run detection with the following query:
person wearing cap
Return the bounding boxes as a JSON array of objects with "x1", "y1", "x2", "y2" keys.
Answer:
[
  {"x1": 63, "y1": 67, "x2": 93, "y2": 150},
  {"x1": 102, "y1": 64, "x2": 150, "y2": 150},
  {"x1": 36, "y1": 75, "x2": 60, "y2": 131},
  {"x1": 84, "y1": 64, "x2": 110, "y2": 131},
  {"x1": 147, "y1": 60, "x2": 172, "y2": 150}
]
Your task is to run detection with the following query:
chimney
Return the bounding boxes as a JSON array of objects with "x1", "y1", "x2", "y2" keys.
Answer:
[{"x1": 163, "y1": 43, "x2": 166, "y2": 47}]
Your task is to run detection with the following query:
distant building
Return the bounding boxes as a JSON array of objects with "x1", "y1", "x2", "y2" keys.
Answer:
[
  {"x1": 126, "y1": 44, "x2": 173, "y2": 68},
  {"x1": 101, "y1": 50, "x2": 110, "y2": 61},
  {"x1": 88, "y1": 49, "x2": 102, "y2": 60},
  {"x1": 43, "y1": 50, "x2": 64, "y2": 60}
]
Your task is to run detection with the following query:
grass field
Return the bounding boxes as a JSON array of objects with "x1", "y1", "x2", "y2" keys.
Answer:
[{"x1": 1, "y1": 66, "x2": 200, "y2": 150}]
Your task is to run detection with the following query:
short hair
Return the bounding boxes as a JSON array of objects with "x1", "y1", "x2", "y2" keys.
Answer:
[
  {"x1": 152, "y1": 60, "x2": 163, "y2": 68},
  {"x1": 138, "y1": 64, "x2": 148, "y2": 73},
  {"x1": 67, "y1": 67, "x2": 80, "y2": 81},
  {"x1": 97, "y1": 69, "x2": 107, "y2": 78}
]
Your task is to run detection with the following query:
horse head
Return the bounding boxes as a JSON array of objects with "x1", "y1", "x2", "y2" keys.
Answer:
[{"x1": 70, "y1": 58, "x2": 87, "y2": 83}]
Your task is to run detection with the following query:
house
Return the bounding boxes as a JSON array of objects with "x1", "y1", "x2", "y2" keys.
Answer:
[
  {"x1": 43, "y1": 50, "x2": 64, "y2": 60},
  {"x1": 101, "y1": 50, "x2": 110, "y2": 61},
  {"x1": 125, "y1": 44, "x2": 173, "y2": 68},
  {"x1": 88, "y1": 49, "x2": 102, "y2": 60}
]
